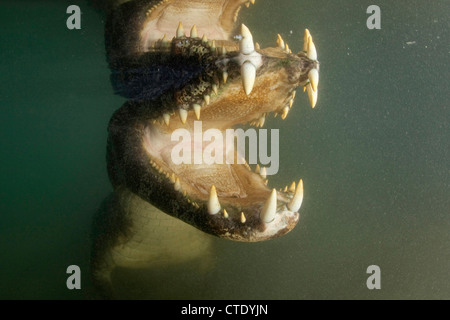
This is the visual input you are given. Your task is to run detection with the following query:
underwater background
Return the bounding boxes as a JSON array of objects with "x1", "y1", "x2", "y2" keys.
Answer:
[{"x1": 0, "y1": 0, "x2": 448, "y2": 299}]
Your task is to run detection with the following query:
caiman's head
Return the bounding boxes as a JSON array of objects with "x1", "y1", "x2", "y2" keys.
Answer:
[{"x1": 105, "y1": 0, "x2": 320, "y2": 241}]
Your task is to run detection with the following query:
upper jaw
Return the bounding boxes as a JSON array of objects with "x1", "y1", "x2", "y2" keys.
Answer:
[{"x1": 145, "y1": 25, "x2": 320, "y2": 129}]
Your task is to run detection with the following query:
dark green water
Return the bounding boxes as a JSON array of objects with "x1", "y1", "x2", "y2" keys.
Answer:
[{"x1": 0, "y1": 0, "x2": 448, "y2": 299}]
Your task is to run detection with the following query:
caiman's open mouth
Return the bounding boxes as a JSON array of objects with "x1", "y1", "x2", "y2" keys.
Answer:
[{"x1": 105, "y1": 0, "x2": 320, "y2": 241}]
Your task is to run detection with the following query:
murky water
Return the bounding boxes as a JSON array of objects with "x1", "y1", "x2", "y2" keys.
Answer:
[{"x1": 0, "y1": 0, "x2": 448, "y2": 299}]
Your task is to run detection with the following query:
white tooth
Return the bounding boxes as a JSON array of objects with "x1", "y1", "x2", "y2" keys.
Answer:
[
  {"x1": 190, "y1": 25, "x2": 198, "y2": 38},
  {"x1": 289, "y1": 98, "x2": 294, "y2": 108},
  {"x1": 285, "y1": 43, "x2": 290, "y2": 54},
  {"x1": 255, "y1": 42, "x2": 260, "y2": 50},
  {"x1": 307, "y1": 36, "x2": 317, "y2": 60},
  {"x1": 241, "y1": 61, "x2": 256, "y2": 95},
  {"x1": 176, "y1": 22, "x2": 185, "y2": 38},
  {"x1": 261, "y1": 189, "x2": 277, "y2": 223},
  {"x1": 240, "y1": 212, "x2": 246, "y2": 223},
  {"x1": 281, "y1": 106, "x2": 289, "y2": 120},
  {"x1": 303, "y1": 29, "x2": 311, "y2": 52},
  {"x1": 174, "y1": 177, "x2": 182, "y2": 191},
  {"x1": 222, "y1": 71, "x2": 228, "y2": 83},
  {"x1": 287, "y1": 179, "x2": 303, "y2": 212},
  {"x1": 259, "y1": 115, "x2": 265, "y2": 127},
  {"x1": 221, "y1": 44, "x2": 227, "y2": 56},
  {"x1": 208, "y1": 185, "x2": 221, "y2": 215},
  {"x1": 163, "y1": 113, "x2": 170, "y2": 126},
  {"x1": 260, "y1": 167, "x2": 267, "y2": 179},
  {"x1": 255, "y1": 164, "x2": 260, "y2": 174},
  {"x1": 240, "y1": 24, "x2": 255, "y2": 54},
  {"x1": 306, "y1": 83, "x2": 318, "y2": 108},
  {"x1": 204, "y1": 95, "x2": 210, "y2": 105},
  {"x1": 288, "y1": 181, "x2": 296, "y2": 193},
  {"x1": 210, "y1": 40, "x2": 216, "y2": 52},
  {"x1": 193, "y1": 104, "x2": 201, "y2": 120},
  {"x1": 179, "y1": 108, "x2": 188, "y2": 124},
  {"x1": 308, "y1": 68, "x2": 319, "y2": 92},
  {"x1": 212, "y1": 84, "x2": 218, "y2": 95},
  {"x1": 161, "y1": 34, "x2": 169, "y2": 47},
  {"x1": 223, "y1": 209, "x2": 229, "y2": 218},
  {"x1": 277, "y1": 34, "x2": 285, "y2": 50},
  {"x1": 202, "y1": 34, "x2": 208, "y2": 44}
]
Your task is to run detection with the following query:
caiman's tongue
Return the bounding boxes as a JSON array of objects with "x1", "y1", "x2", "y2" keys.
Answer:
[{"x1": 107, "y1": 0, "x2": 320, "y2": 241}]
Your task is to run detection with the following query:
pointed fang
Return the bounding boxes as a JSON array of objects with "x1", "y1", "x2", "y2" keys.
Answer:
[
  {"x1": 161, "y1": 34, "x2": 169, "y2": 47},
  {"x1": 259, "y1": 115, "x2": 265, "y2": 127},
  {"x1": 289, "y1": 181, "x2": 296, "y2": 193},
  {"x1": 308, "y1": 68, "x2": 319, "y2": 92},
  {"x1": 176, "y1": 22, "x2": 185, "y2": 38},
  {"x1": 208, "y1": 185, "x2": 221, "y2": 215},
  {"x1": 204, "y1": 94, "x2": 210, "y2": 105},
  {"x1": 222, "y1": 71, "x2": 228, "y2": 84},
  {"x1": 287, "y1": 179, "x2": 303, "y2": 212},
  {"x1": 261, "y1": 189, "x2": 277, "y2": 223},
  {"x1": 179, "y1": 108, "x2": 188, "y2": 124},
  {"x1": 241, "y1": 61, "x2": 256, "y2": 95},
  {"x1": 277, "y1": 34, "x2": 285, "y2": 50},
  {"x1": 240, "y1": 212, "x2": 246, "y2": 223},
  {"x1": 307, "y1": 35, "x2": 317, "y2": 60},
  {"x1": 193, "y1": 104, "x2": 201, "y2": 120},
  {"x1": 174, "y1": 177, "x2": 182, "y2": 192},
  {"x1": 260, "y1": 166, "x2": 267, "y2": 179},
  {"x1": 190, "y1": 25, "x2": 198, "y2": 38},
  {"x1": 163, "y1": 113, "x2": 170, "y2": 126},
  {"x1": 285, "y1": 43, "x2": 290, "y2": 54},
  {"x1": 281, "y1": 106, "x2": 289, "y2": 120},
  {"x1": 306, "y1": 83, "x2": 318, "y2": 108},
  {"x1": 240, "y1": 24, "x2": 255, "y2": 55},
  {"x1": 212, "y1": 84, "x2": 218, "y2": 95},
  {"x1": 210, "y1": 40, "x2": 216, "y2": 52},
  {"x1": 303, "y1": 29, "x2": 311, "y2": 52},
  {"x1": 289, "y1": 98, "x2": 294, "y2": 108}
]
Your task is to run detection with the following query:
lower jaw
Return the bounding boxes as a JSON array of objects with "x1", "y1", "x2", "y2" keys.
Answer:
[
  {"x1": 107, "y1": 100, "x2": 305, "y2": 242},
  {"x1": 140, "y1": 122, "x2": 302, "y2": 241}
]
